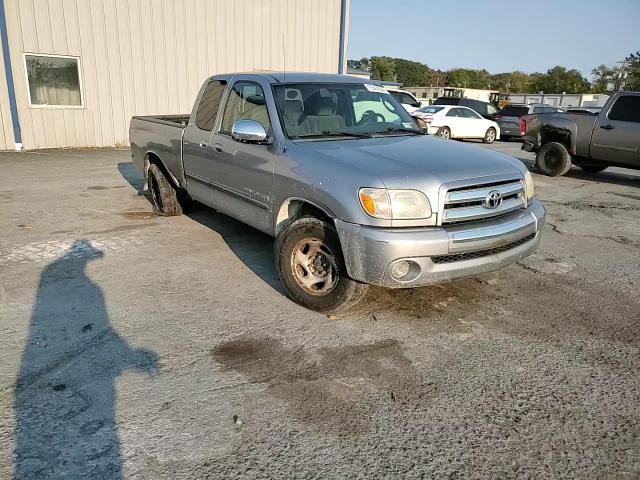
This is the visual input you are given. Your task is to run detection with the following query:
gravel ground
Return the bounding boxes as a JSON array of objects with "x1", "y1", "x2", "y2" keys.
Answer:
[{"x1": 0, "y1": 142, "x2": 638, "y2": 479}]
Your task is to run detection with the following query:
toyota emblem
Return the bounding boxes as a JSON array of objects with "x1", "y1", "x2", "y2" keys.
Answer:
[{"x1": 484, "y1": 190, "x2": 502, "y2": 209}]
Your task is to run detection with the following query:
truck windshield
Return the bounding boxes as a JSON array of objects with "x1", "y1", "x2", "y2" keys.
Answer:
[{"x1": 273, "y1": 83, "x2": 421, "y2": 139}]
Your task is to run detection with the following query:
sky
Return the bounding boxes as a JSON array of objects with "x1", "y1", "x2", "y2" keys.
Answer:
[{"x1": 347, "y1": 0, "x2": 640, "y2": 78}]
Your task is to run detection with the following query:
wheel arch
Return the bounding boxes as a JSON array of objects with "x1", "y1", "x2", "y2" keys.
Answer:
[
  {"x1": 274, "y1": 197, "x2": 336, "y2": 237},
  {"x1": 539, "y1": 125, "x2": 574, "y2": 155},
  {"x1": 144, "y1": 151, "x2": 180, "y2": 190}
]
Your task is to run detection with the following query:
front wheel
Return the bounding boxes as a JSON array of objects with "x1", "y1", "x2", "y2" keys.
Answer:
[
  {"x1": 276, "y1": 217, "x2": 368, "y2": 313},
  {"x1": 483, "y1": 127, "x2": 497, "y2": 144},
  {"x1": 436, "y1": 127, "x2": 451, "y2": 139},
  {"x1": 535, "y1": 142, "x2": 572, "y2": 177}
]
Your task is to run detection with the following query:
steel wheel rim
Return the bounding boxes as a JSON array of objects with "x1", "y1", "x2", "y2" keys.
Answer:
[{"x1": 290, "y1": 238, "x2": 339, "y2": 295}]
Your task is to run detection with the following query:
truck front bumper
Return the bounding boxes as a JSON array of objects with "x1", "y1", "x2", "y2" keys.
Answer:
[{"x1": 335, "y1": 199, "x2": 545, "y2": 288}]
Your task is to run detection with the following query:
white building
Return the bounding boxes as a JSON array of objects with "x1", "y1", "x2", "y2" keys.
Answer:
[{"x1": 0, "y1": 0, "x2": 349, "y2": 150}]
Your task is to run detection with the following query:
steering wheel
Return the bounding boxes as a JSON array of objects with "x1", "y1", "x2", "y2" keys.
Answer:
[{"x1": 357, "y1": 111, "x2": 385, "y2": 126}]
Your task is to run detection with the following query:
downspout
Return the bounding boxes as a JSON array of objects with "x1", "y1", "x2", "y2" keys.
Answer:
[
  {"x1": 338, "y1": 0, "x2": 347, "y2": 74},
  {"x1": 0, "y1": 0, "x2": 22, "y2": 150}
]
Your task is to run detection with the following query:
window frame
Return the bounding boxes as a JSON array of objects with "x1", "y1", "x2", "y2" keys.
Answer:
[
  {"x1": 607, "y1": 95, "x2": 640, "y2": 123},
  {"x1": 23, "y1": 52, "x2": 85, "y2": 109},
  {"x1": 218, "y1": 80, "x2": 273, "y2": 136},
  {"x1": 195, "y1": 80, "x2": 227, "y2": 131}
]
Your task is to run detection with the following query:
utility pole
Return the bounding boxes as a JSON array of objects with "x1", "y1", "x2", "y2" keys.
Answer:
[{"x1": 616, "y1": 60, "x2": 628, "y2": 91}]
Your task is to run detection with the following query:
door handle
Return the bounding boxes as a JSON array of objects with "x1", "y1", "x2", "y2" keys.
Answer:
[
  {"x1": 599, "y1": 124, "x2": 614, "y2": 130},
  {"x1": 199, "y1": 142, "x2": 208, "y2": 148},
  {"x1": 214, "y1": 143, "x2": 223, "y2": 152}
]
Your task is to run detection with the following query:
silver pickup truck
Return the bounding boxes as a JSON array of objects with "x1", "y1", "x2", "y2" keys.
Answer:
[
  {"x1": 522, "y1": 91, "x2": 640, "y2": 176},
  {"x1": 129, "y1": 72, "x2": 544, "y2": 312}
]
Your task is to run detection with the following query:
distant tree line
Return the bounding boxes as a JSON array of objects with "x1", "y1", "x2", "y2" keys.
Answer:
[{"x1": 348, "y1": 51, "x2": 640, "y2": 94}]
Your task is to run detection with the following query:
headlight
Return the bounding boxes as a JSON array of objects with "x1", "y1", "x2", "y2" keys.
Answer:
[
  {"x1": 359, "y1": 188, "x2": 431, "y2": 219},
  {"x1": 524, "y1": 170, "x2": 535, "y2": 200}
]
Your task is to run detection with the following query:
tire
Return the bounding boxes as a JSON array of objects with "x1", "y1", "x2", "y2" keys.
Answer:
[
  {"x1": 147, "y1": 163, "x2": 183, "y2": 216},
  {"x1": 578, "y1": 164, "x2": 608, "y2": 173},
  {"x1": 436, "y1": 127, "x2": 451, "y2": 139},
  {"x1": 276, "y1": 217, "x2": 368, "y2": 313},
  {"x1": 535, "y1": 142, "x2": 572, "y2": 177},
  {"x1": 482, "y1": 127, "x2": 497, "y2": 144}
]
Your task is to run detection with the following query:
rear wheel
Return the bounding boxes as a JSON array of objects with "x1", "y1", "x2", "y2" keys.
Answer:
[
  {"x1": 436, "y1": 126, "x2": 451, "y2": 139},
  {"x1": 578, "y1": 164, "x2": 608, "y2": 173},
  {"x1": 276, "y1": 217, "x2": 368, "y2": 313},
  {"x1": 483, "y1": 127, "x2": 497, "y2": 144},
  {"x1": 147, "y1": 163, "x2": 183, "y2": 216},
  {"x1": 535, "y1": 142, "x2": 572, "y2": 177}
]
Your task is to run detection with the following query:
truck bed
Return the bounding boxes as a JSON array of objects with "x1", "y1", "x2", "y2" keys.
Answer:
[
  {"x1": 129, "y1": 114, "x2": 190, "y2": 187},
  {"x1": 523, "y1": 112, "x2": 598, "y2": 157}
]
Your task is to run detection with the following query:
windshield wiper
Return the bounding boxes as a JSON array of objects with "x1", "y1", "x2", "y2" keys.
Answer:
[
  {"x1": 294, "y1": 130, "x2": 372, "y2": 139},
  {"x1": 374, "y1": 127, "x2": 426, "y2": 136},
  {"x1": 331, "y1": 129, "x2": 374, "y2": 138}
]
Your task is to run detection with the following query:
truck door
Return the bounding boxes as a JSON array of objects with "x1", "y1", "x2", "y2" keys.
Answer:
[
  {"x1": 182, "y1": 80, "x2": 227, "y2": 204},
  {"x1": 590, "y1": 93, "x2": 640, "y2": 167},
  {"x1": 206, "y1": 79, "x2": 276, "y2": 234}
]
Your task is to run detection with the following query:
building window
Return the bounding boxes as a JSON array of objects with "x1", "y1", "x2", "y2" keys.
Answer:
[{"x1": 24, "y1": 54, "x2": 83, "y2": 107}]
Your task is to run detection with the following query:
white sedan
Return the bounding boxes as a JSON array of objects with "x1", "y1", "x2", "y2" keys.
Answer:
[{"x1": 412, "y1": 105, "x2": 500, "y2": 143}]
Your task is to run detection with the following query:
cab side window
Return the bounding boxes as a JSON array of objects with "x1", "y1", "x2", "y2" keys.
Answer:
[
  {"x1": 608, "y1": 96, "x2": 640, "y2": 123},
  {"x1": 221, "y1": 82, "x2": 272, "y2": 133},
  {"x1": 195, "y1": 80, "x2": 226, "y2": 131}
]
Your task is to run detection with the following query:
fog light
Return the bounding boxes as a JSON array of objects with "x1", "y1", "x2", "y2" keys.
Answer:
[{"x1": 390, "y1": 260, "x2": 410, "y2": 279}]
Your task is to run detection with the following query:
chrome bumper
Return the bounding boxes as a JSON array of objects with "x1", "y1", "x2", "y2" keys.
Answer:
[{"x1": 335, "y1": 199, "x2": 545, "y2": 288}]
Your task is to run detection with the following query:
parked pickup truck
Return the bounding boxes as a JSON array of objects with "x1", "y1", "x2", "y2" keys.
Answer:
[
  {"x1": 522, "y1": 91, "x2": 640, "y2": 176},
  {"x1": 130, "y1": 72, "x2": 545, "y2": 312}
]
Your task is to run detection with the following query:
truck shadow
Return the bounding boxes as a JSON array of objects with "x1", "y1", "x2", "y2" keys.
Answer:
[
  {"x1": 117, "y1": 162, "x2": 282, "y2": 292},
  {"x1": 563, "y1": 167, "x2": 639, "y2": 188},
  {"x1": 187, "y1": 205, "x2": 283, "y2": 292}
]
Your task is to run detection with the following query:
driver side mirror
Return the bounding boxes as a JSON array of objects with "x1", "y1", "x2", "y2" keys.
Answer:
[{"x1": 231, "y1": 119, "x2": 268, "y2": 143}]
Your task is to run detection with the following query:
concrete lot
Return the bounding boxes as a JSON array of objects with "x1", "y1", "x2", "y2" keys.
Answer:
[{"x1": 0, "y1": 141, "x2": 638, "y2": 479}]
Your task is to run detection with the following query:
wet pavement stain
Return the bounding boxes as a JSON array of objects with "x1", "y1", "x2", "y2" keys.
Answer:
[
  {"x1": 211, "y1": 337, "x2": 430, "y2": 435},
  {"x1": 119, "y1": 211, "x2": 156, "y2": 220},
  {"x1": 85, "y1": 223, "x2": 157, "y2": 235},
  {"x1": 87, "y1": 186, "x2": 126, "y2": 190}
]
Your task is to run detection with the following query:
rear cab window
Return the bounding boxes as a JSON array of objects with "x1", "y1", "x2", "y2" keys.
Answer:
[
  {"x1": 195, "y1": 80, "x2": 227, "y2": 131},
  {"x1": 417, "y1": 106, "x2": 444, "y2": 114},
  {"x1": 498, "y1": 106, "x2": 529, "y2": 117}
]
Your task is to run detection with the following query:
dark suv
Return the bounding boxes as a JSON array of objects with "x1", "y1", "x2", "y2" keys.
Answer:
[
  {"x1": 433, "y1": 97, "x2": 499, "y2": 121},
  {"x1": 497, "y1": 103, "x2": 565, "y2": 140}
]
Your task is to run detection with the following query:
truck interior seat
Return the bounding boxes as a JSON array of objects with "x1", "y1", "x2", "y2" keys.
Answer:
[{"x1": 298, "y1": 94, "x2": 345, "y2": 135}]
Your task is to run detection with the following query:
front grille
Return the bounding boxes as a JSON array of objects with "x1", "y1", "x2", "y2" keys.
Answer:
[
  {"x1": 430, "y1": 233, "x2": 536, "y2": 264},
  {"x1": 442, "y1": 179, "x2": 525, "y2": 224}
]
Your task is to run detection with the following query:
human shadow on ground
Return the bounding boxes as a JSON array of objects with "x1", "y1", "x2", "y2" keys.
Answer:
[{"x1": 14, "y1": 240, "x2": 158, "y2": 479}]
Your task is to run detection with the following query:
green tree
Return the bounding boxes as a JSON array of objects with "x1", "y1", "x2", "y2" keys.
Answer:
[
  {"x1": 393, "y1": 58, "x2": 430, "y2": 86},
  {"x1": 622, "y1": 51, "x2": 640, "y2": 91},
  {"x1": 591, "y1": 64, "x2": 621, "y2": 93},
  {"x1": 370, "y1": 56, "x2": 396, "y2": 81},
  {"x1": 531, "y1": 66, "x2": 590, "y2": 93}
]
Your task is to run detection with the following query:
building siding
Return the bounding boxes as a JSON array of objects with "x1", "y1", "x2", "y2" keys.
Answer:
[{"x1": 0, "y1": 0, "x2": 346, "y2": 150}]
